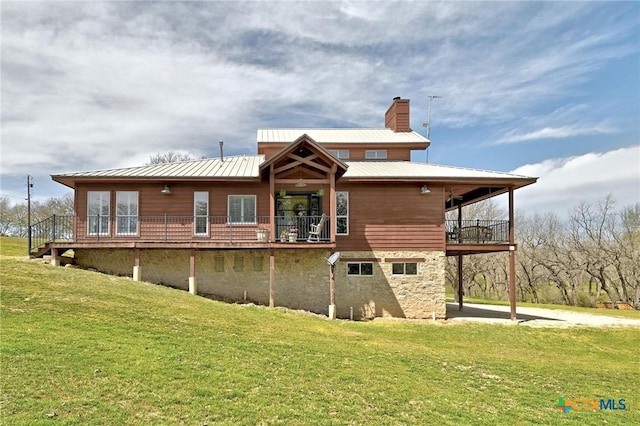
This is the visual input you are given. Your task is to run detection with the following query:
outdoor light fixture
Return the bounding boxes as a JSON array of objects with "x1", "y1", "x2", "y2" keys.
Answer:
[
  {"x1": 161, "y1": 185, "x2": 171, "y2": 195},
  {"x1": 420, "y1": 185, "x2": 431, "y2": 194},
  {"x1": 317, "y1": 189, "x2": 325, "y2": 197}
]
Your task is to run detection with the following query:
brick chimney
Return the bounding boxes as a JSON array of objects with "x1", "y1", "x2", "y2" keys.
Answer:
[{"x1": 384, "y1": 97, "x2": 410, "y2": 132}]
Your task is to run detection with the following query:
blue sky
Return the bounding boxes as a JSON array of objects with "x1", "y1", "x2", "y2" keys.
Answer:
[{"x1": 1, "y1": 1, "x2": 639, "y2": 217}]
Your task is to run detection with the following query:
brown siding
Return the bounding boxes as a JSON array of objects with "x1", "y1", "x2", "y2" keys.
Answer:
[
  {"x1": 335, "y1": 184, "x2": 445, "y2": 252},
  {"x1": 345, "y1": 147, "x2": 410, "y2": 161},
  {"x1": 75, "y1": 182, "x2": 271, "y2": 240},
  {"x1": 76, "y1": 182, "x2": 270, "y2": 216},
  {"x1": 259, "y1": 143, "x2": 414, "y2": 161},
  {"x1": 384, "y1": 98, "x2": 410, "y2": 132}
]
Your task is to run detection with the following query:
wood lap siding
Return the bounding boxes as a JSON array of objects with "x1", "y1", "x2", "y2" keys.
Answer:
[
  {"x1": 336, "y1": 184, "x2": 445, "y2": 252},
  {"x1": 77, "y1": 183, "x2": 269, "y2": 216}
]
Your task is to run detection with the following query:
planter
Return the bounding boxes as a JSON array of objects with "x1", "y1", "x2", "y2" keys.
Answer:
[
  {"x1": 256, "y1": 229, "x2": 269, "y2": 242},
  {"x1": 288, "y1": 233, "x2": 298, "y2": 242}
]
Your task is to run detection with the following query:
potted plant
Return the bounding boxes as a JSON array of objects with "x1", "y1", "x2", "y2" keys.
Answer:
[
  {"x1": 280, "y1": 230, "x2": 289, "y2": 242},
  {"x1": 256, "y1": 227, "x2": 269, "y2": 242},
  {"x1": 288, "y1": 227, "x2": 298, "y2": 242}
]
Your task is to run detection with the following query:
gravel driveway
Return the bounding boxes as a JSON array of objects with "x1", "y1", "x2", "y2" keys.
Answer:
[{"x1": 446, "y1": 303, "x2": 640, "y2": 328}]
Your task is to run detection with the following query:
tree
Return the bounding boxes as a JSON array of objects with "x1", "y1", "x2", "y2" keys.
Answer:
[
  {"x1": 146, "y1": 151, "x2": 196, "y2": 165},
  {"x1": 0, "y1": 196, "x2": 12, "y2": 236}
]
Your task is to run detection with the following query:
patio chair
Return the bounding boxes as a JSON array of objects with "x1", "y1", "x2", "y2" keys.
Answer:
[{"x1": 307, "y1": 213, "x2": 327, "y2": 242}]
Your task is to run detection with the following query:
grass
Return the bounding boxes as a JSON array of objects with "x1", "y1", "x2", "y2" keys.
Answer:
[
  {"x1": 0, "y1": 236, "x2": 28, "y2": 257},
  {"x1": 1, "y1": 256, "x2": 639, "y2": 425}
]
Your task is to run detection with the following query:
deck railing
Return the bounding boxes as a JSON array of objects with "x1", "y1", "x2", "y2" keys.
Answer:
[
  {"x1": 29, "y1": 214, "x2": 332, "y2": 253},
  {"x1": 445, "y1": 219, "x2": 510, "y2": 244}
]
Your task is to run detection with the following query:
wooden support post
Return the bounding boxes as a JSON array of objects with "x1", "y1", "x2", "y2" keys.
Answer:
[
  {"x1": 50, "y1": 248, "x2": 60, "y2": 267},
  {"x1": 269, "y1": 165, "x2": 276, "y2": 242},
  {"x1": 330, "y1": 165, "x2": 337, "y2": 243},
  {"x1": 133, "y1": 248, "x2": 141, "y2": 281},
  {"x1": 189, "y1": 249, "x2": 197, "y2": 295},
  {"x1": 508, "y1": 187, "x2": 517, "y2": 321},
  {"x1": 457, "y1": 254, "x2": 463, "y2": 311},
  {"x1": 269, "y1": 249, "x2": 275, "y2": 308}
]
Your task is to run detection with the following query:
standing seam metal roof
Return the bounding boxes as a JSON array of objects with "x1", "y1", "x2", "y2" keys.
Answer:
[
  {"x1": 257, "y1": 128, "x2": 430, "y2": 144},
  {"x1": 53, "y1": 155, "x2": 265, "y2": 179},
  {"x1": 52, "y1": 155, "x2": 534, "y2": 181}
]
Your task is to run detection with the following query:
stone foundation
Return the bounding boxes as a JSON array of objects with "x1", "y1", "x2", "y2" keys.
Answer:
[{"x1": 73, "y1": 248, "x2": 446, "y2": 319}]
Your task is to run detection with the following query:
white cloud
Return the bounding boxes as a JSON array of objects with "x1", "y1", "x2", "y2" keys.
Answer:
[
  {"x1": 496, "y1": 123, "x2": 618, "y2": 144},
  {"x1": 506, "y1": 146, "x2": 640, "y2": 217},
  {"x1": 0, "y1": 1, "x2": 638, "y2": 203}
]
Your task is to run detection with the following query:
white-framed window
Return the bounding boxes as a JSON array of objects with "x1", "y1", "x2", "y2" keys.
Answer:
[
  {"x1": 336, "y1": 191, "x2": 348, "y2": 235},
  {"x1": 194, "y1": 191, "x2": 209, "y2": 235},
  {"x1": 116, "y1": 191, "x2": 138, "y2": 235},
  {"x1": 228, "y1": 195, "x2": 256, "y2": 224},
  {"x1": 347, "y1": 262, "x2": 373, "y2": 276},
  {"x1": 392, "y1": 262, "x2": 418, "y2": 275},
  {"x1": 365, "y1": 150, "x2": 387, "y2": 159},
  {"x1": 328, "y1": 149, "x2": 350, "y2": 159},
  {"x1": 87, "y1": 191, "x2": 110, "y2": 236}
]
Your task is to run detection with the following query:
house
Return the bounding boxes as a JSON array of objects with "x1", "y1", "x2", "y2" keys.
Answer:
[{"x1": 35, "y1": 98, "x2": 536, "y2": 320}]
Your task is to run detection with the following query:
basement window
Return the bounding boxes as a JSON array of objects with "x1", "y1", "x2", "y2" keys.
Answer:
[
  {"x1": 214, "y1": 256, "x2": 225, "y2": 272},
  {"x1": 347, "y1": 262, "x2": 373, "y2": 276},
  {"x1": 392, "y1": 262, "x2": 418, "y2": 275},
  {"x1": 233, "y1": 255, "x2": 244, "y2": 272}
]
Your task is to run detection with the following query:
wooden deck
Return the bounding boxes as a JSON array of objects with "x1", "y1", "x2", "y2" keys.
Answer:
[{"x1": 30, "y1": 214, "x2": 335, "y2": 256}]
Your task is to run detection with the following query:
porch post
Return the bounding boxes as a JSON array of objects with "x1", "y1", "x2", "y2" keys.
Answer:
[
  {"x1": 330, "y1": 164, "x2": 337, "y2": 242},
  {"x1": 457, "y1": 203, "x2": 463, "y2": 310},
  {"x1": 269, "y1": 249, "x2": 275, "y2": 307},
  {"x1": 189, "y1": 249, "x2": 197, "y2": 295},
  {"x1": 132, "y1": 248, "x2": 141, "y2": 281},
  {"x1": 269, "y1": 165, "x2": 275, "y2": 242},
  {"x1": 457, "y1": 254, "x2": 463, "y2": 311},
  {"x1": 508, "y1": 187, "x2": 517, "y2": 321}
]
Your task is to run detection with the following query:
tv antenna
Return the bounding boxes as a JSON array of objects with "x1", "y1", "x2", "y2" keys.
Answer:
[{"x1": 422, "y1": 95, "x2": 441, "y2": 163}]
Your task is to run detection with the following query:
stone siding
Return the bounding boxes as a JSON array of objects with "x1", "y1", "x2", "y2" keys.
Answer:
[{"x1": 74, "y1": 248, "x2": 446, "y2": 319}]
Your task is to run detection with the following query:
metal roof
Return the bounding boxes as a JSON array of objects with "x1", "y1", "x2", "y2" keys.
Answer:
[
  {"x1": 343, "y1": 161, "x2": 534, "y2": 180},
  {"x1": 257, "y1": 128, "x2": 430, "y2": 144},
  {"x1": 53, "y1": 156, "x2": 534, "y2": 183},
  {"x1": 53, "y1": 155, "x2": 264, "y2": 180}
]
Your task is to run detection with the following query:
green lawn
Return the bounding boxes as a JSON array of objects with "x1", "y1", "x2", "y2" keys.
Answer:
[
  {"x1": 1, "y1": 256, "x2": 638, "y2": 425},
  {"x1": 0, "y1": 236, "x2": 27, "y2": 257}
]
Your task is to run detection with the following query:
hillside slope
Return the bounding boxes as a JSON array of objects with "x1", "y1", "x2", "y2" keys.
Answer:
[{"x1": 1, "y1": 258, "x2": 638, "y2": 425}]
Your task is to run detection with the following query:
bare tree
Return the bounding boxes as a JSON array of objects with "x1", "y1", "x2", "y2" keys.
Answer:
[
  {"x1": 568, "y1": 196, "x2": 623, "y2": 304},
  {"x1": 0, "y1": 196, "x2": 12, "y2": 236},
  {"x1": 146, "y1": 151, "x2": 196, "y2": 165}
]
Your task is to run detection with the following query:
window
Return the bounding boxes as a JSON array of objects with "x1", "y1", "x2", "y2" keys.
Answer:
[
  {"x1": 116, "y1": 191, "x2": 138, "y2": 235},
  {"x1": 392, "y1": 262, "x2": 418, "y2": 275},
  {"x1": 194, "y1": 192, "x2": 209, "y2": 235},
  {"x1": 215, "y1": 256, "x2": 225, "y2": 272},
  {"x1": 87, "y1": 191, "x2": 110, "y2": 235},
  {"x1": 328, "y1": 149, "x2": 350, "y2": 159},
  {"x1": 365, "y1": 150, "x2": 387, "y2": 159},
  {"x1": 347, "y1": 262, "x2": 373, "y2": 276},
  {"x1": 228, "y1": 195, "x2": 256, "y2": 224},
  {"x1": 253, "y1": 256, "x2": 263, "y2": 272},
  {"x1": 336, "y1": 191, "x2": 348, "y2": 235},
  {"x1": 233, "y1": 255, "x2": 244, "y2": 272}
]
